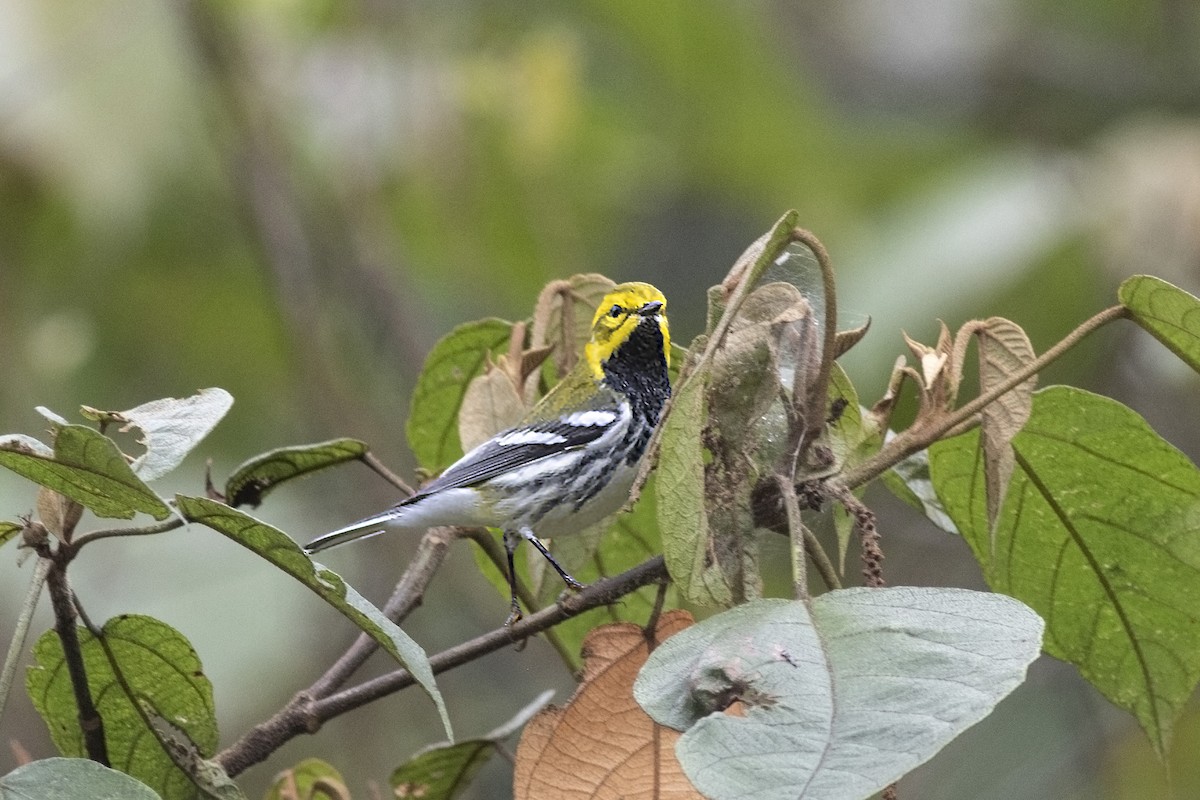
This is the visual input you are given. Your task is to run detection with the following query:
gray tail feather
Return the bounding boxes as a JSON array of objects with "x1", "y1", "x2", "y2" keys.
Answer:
[{"x1": 303, "y1": 511, "x2": 397, "y2": 554}]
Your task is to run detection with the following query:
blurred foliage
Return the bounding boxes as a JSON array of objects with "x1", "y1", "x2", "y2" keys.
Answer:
[{"x1": 2, "y1": 0, "x2": 1200, "y2": 798}]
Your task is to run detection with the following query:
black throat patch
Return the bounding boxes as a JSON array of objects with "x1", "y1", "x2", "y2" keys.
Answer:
[{"x1": 601, "y1": 317, "x2": 671, "y2": 437}]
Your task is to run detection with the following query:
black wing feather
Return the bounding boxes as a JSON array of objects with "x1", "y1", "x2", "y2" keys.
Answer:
[{"x1": 406, "y1": 417, "x2": 610, "y2": 501}]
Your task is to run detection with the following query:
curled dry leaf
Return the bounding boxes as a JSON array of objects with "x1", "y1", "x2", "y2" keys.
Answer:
[
  {"x1": 902, "y1": 323, "x2": 955, "y2": 413},
  {"x1": 975, "y1": 317, "x2": 1036, "y2": 542},
  {"x1": 513, "y1": 610, "x2": 703, "y2": 800},
  {"x1": 36, "y1": 487, "x2": 83, "y2": 542},
  {"x1": 458, "y1": 361, "x2": 529, "y2": 452},
  {"x1": 530, "y1": 273, "x2": 617, "y2": 378}
]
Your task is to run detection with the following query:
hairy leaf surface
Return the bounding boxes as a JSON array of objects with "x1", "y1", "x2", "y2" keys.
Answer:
[
  {"x1": 26, "y1": 616, "x2": 216, "y2": 800},
  {"x1": 635, "y1": 590, "x2": 1042, "y2": 800},
  {"x1": 930, "y1": 386, "x2": 1200, "y2": 754}
]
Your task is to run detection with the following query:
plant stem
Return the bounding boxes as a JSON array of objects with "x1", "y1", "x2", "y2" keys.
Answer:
[
  {"x1": 839, "y1": 304, "x2": 1128, "y2": 489},
  {"x1": 70, "y1": 517, "x2": 184, "y2": 551},
  {"x1": 804, "y1": 524, "x2": 842, "y2": 591},
  {"x1": 45, "y1": 556, "x2": 108, "y2": 764},
  {"x1": 360, "y1": 452, "x2": 416, "y2": 496},
  {"x1": 777, "y1": 476, "x2": 808, "y2": 600},
  {"x1": 792, "y1": 228, "x2": 840, "y2": 459},
  {"x1": 0, "y1": 557, "x2": 50, "y2": 723}
]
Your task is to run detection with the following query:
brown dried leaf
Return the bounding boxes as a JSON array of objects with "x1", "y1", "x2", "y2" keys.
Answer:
[
  {"x1": 976, "y1": 317, "x2": 1037, "y2": 542},
  {"x1": 514, "y1": 611, "x2": 703, "y2": 800},
  {"x1": 903, "y1": 322, "x2": 956, "y2": 413},
  {"x1": 36, "y1": 487, "x2": 83, "y2": 542},
  {"x1": 530, "y1": 274, "x2": 617, "y2": 378},
  {"x1": 833, "y1": 316, "x2": 871, "y2": 359},
  {"x1": 457, "y1": 360, "x2": 529, "y2": 453}
]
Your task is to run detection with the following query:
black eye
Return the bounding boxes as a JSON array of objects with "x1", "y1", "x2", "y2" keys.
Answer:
[{"x1": 608, "y1": 304, "x2": 623, "y2": 318}]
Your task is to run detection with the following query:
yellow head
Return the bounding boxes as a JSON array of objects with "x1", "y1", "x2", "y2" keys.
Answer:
[{"x1": 584, "y1": 282, "x2": 670, "y2": 380}]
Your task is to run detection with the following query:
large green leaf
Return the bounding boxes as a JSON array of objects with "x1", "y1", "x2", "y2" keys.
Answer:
[
  {"x1": 174, "y1": 495, "x2": 452, "y2": 741},
  {"x1": 407, "y1": 318, "x2": 514, "y2": 472},
  {"x1": 224, "y1": 438, "x2": 368, "y2": 508},
  {"x1": 929, "y1": 386, "x2": 1200, "y2": 754},
  {"x1": 0, "y1": 758, "x2": 161, "y2": 800},
  {"x1": 1119, "y1": 274, "x2": 1200, "y2": 374},
  {"x1": 634, "y1": 590, "x2": 1042, "y2": 800},
  {"x1": 26, "y1": 616, "x2": 216, "y2": 800},
  {"x1": 0, "y1": 425, "x2": 170, "y2": 520}
]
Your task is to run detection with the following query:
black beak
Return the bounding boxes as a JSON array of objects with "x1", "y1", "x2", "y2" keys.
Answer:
[{"x1": 638, "y1": 300, "x2": 663, "y2": 316}]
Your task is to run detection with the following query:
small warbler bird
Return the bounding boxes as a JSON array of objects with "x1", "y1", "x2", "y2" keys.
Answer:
[{"x1": 304, "y1": 282, "x2": 671, "y2": 623}]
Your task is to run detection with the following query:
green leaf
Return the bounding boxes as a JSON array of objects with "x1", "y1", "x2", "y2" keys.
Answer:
[
  {"x1": 407, "y1": 319, "x2": 514, "y2": 472},
  {"x1": 391, "y1": 689, "x2": 552, "y2": 800},
  {"x1": 0, "y1": 521, "x2": 21, "y2": 549},
  {"x1": 224, "y1": 439, "x2": 368, "y2": 508},
  {"x1": 1120, "y1": 274, "x2": 1200, "y2": 374},
  {"x1": 264, "y1": 758, "x2": 348, "y2": 800},
  {"x1": 174, "y1": 495, "x2": 453, "y2": 741},
  {"x1": 391, "y1": 742, "x2": 493, "y2": 800},
  {"x1": 0, "y1": 425, "x2": 170, "y2": 520},
  {"x1": 26, "y1": 615, "x2": 217, "y2": 800},
  {"x1": 929, "y1": 386, "x2": 1200, "y2": 754},
  {"x1": 118, "y1": 388, "x2": 235, "y2": 481},
  {"x1": 0, "y1": 758, "x2": 162, "y2": 800},
  {"x1": 634, "y1": 589, "x2": 1043, "y2": 800},
  {"x1": 655, "y1": 357, "x2": 732, "y2": 607}
]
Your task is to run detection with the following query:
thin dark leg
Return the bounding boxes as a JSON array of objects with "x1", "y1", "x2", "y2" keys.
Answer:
[
  {"x1": 521, "y1": 529, "x2": 585, "y2": 590},
  {"x1": 503, "y1": 530, "x2": 523, "y2": 625}
]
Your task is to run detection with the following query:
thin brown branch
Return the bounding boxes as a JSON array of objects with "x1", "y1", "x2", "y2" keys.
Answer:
[
  {"x1": 308, "y1": 527, "x2": 455, "y2": 699},
  {"x1": 70, "y1": 517, "x2": 184, "y2": 552},
  {"x1": 804, "y1": 520, "x2": 843, "y2": 592},
  {"x1": 0, "y1": 557, "x2": 50, "y2": 722},
  {"x1": 216, "y1": 555, "x2": 668, "y2": 777},
  {"x1": 360, "y1": 452, "x2": 416, "y2": 497}
]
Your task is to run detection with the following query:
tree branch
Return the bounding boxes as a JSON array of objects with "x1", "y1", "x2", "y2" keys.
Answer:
[
  {"x1": 216, "y1": 555, "x2": 668, "y2": 777},
  {"x1": 44, "y1": 553, "x2": 108, "y2": 764},
  {"x1": 308, "y1": 527, "x2": 455, "y2": 698},
  {"x1": 839, "y1": 304, "x2": 1129, "y2": 489},
  {"x1": 70, "y1": 517, "x2": 184, "y2": 552}
]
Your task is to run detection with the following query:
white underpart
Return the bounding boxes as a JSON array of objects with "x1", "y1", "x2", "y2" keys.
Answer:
[{"x1": 494, "y1": 429, "x2": 568, "y2": 446}]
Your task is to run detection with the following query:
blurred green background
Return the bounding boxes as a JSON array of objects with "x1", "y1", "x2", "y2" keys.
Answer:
[{"x1": 3, "y1": 1, "x2": 1200, "y2": 797}]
